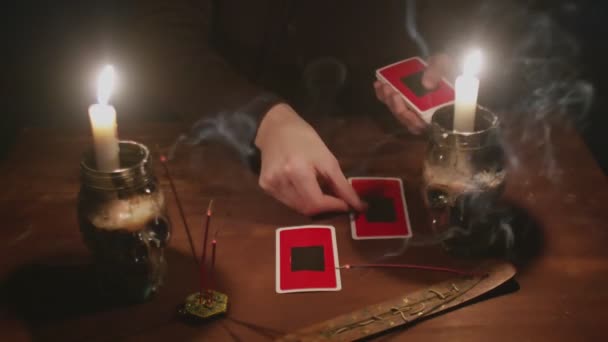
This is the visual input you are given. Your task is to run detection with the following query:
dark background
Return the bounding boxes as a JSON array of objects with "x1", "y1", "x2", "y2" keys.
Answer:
[{"x1": 2, "y1": 1, "x2": 607, "y2": 173}]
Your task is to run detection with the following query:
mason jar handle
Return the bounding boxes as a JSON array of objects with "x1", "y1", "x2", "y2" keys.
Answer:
[{"x1": 424, "y1": 188, "x2": 451, "y2": 235}]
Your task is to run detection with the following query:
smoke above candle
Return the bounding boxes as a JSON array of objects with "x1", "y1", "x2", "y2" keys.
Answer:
[
  {"x1": 168, "y1": 0, "x2": 583, "y2": 263},
  {"x1": 371, "y1": 0, "x2": 570, "y2": 262},
  {"x1": 404, "y1": 0, "x2": 593, "y2": 178},
  {"x1": 452, "y1": 0, "x2": 594, "y2": 179}
]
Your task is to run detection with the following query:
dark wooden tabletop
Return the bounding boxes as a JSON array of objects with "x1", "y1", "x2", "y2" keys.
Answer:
[{"x1": 1, "y1": 117, "x2": 607, "y2": 341}]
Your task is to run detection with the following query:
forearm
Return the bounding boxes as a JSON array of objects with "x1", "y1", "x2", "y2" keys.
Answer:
[{"x1": 255, "y1": 103, "x2": 302, "y2": 150}]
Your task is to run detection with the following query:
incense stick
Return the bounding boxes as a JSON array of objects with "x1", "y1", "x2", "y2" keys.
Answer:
[
  {"x1": 200, "y1": 200, "x2": 214, "y2": 299},
  {"x1": 209, "y1": 239, "x2": 217, "y2": 292},
  {"x1": 159, "y1": 155, "x2": 199, "y2": 267}
]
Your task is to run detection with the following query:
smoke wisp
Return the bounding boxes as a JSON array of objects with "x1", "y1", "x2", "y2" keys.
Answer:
[{"x1": 464, "y1": 0, "x2": 594, "y2": 178}]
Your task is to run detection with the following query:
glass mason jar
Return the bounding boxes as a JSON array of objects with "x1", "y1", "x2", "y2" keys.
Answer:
[
  {"x1": 422, "y1": 105, "x2": 507, "y2": 256},
  {"x1": 78, "y1": 141, "x2": 171, "y2": 303}
]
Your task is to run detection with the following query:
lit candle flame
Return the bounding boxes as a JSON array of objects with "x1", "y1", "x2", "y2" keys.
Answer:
[
  {"x1": 462, "y1": 50, "x2": 482, "y2": 77},
  {"x1": 97, "y1": 65, "x2": 115, "y2": 105},
  {"x1": 453, "y1": 49, "x2": 483, "y2": 132},
  {"x1": 89, "y1": 64, "x2": 119, "y2": 171}
]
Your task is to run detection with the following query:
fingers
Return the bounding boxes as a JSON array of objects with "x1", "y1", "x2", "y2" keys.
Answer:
[
  {"x1": 259, "y1": 160, "x2": 351, "y2": 216},
  {"x1": 374, "y1": 81, "x2": 426, "y2": 134},
  {"x1": 429, "y1": 53, "x2": 453, "y2": 75},
  {"x1": 421, "y1": 67, "x2": 441, "y2": 90},
  {"x1": 322, "y1": 159, "x2": 366, "y2": 212},
  {"x1": 380, "y1": 83, "x2": 394, "y2": 103},
  {"x1": 388, "y1": 92, "x2": 406, "y2": 113},
  {"x1": 290, "y1": 164, "x2": 350, "y2": 215},
  {"x1": 387, "y1": 94, "x2": 425, "y2": 134},
  {"x1": 298, "y1": 189, "x2": 350, "y2": 215},
  {"x1": 374, "y1": 81, "x2": 384, "y2": 101},
  {"x1": 423, "y1": 53, "x2": 453, "y2": 89},
  {"x1": 392, "y1": 105, "x2": 426, "y2": 135}
]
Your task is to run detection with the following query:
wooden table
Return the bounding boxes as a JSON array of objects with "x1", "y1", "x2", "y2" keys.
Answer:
[{"x1": 1, "y1": 117, "x2": 607, "y2": 341}]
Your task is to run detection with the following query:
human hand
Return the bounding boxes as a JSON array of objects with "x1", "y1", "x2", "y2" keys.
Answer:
[
  {"x1": 374, "y1": 54, "x2": 453, "y2": 134},
  {"x1": 255, "y1": 103, "x2": 365, "y2": 216}
]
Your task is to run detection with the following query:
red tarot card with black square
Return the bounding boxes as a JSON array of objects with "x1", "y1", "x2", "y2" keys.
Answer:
[
  {"x1": 275, "y1": 225, "x2": 341, "y2": 293},
  {"x1": 376, "y1": 57, "x2": 454, "y2": 122},
  {"x1": 349, "y1": 177, "x2": 412, "y2": 240}
]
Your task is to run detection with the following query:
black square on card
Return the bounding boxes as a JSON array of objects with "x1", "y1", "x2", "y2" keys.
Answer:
[
  {"x1": 363, "y1": 195, "x2": 396, "y2": 222},
  {"x1": 291, "y1": 246, "x2": 325, "y2": 272},
  {"x1": 400, "y1": 71, "x2": 436, "y2": 97}
]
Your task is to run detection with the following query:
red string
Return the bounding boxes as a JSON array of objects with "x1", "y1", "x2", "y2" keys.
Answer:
[{"x1": 340, "y1": 263, "x2": 476, "y2": 277}]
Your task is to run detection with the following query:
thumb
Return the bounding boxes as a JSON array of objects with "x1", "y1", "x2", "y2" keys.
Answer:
[
  {"x1": 422, "y1": 53, "x2": 453, "y2": 89},
  {"x1": 421, "y1": 68, "x2": 441, "y2": 90},
  {"x1": 312, "y1": 195, "x2": 350, "y2": 214},
  {"x1": 324, "y1": 166, "x2": 366, "y2": 212}
]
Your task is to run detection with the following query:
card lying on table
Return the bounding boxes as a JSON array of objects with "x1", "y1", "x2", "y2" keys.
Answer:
[
  {"x1": 376, "y1": 56, "x2": 454, "y2": 123},
  {"x1": 349, "y1": 177, "x2": 412, "y2": 240},
  {"x1": 276, "y1": 225, "x2": 342, "y2": 294}
]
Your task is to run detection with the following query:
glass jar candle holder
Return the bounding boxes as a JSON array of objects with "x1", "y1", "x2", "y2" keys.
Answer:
[
  {"x1": 78, "y1": 140, "x2": 171, "y2": 303},
  {"x1": 422, "y1": 105, "x2": 507, "y2": 256}
]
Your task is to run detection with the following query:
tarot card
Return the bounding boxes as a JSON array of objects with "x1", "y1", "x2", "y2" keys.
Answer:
[
  {"x1": 349, "y1": 177, "x2": 412, "y2": 240},
  {"x1": 376, "y1": 56, "x2": 454, "y2": 123},
  {"x1": 275, "y1": 225, "x2": 342, "y2": 294}
]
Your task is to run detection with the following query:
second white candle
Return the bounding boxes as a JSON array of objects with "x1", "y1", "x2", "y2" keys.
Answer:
[
  {"x1": 88, "y1": 65, "x2": 120, "y2": 171},
  {"x1": 453, "y1": 50, "x2": 482, "y2": 132}
]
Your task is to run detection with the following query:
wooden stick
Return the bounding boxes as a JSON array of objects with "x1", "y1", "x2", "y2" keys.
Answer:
[
  {"x1": 338, "y1": 263, "x2": 477, "y2": 277},
  {"x1": 159, "y1": 155, "x2": 199, "y2": 267},
  {"x1": 209, "y1": 239, "x2": 217, "y2": 293}
]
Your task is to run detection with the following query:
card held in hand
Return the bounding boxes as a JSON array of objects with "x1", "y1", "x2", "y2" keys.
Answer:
[
  {"x1": 376, "y1": 56, "x2": 454, "y2": 123},
  {"x1": 349, "y1": 177, "x2": 413, "y2": 240},
  {"x1": 276, "y1": 225, "x2": 342, "y2": 294}
]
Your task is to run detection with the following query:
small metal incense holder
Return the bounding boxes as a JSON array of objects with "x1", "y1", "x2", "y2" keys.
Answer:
[{"x1": 179, "y1": 290, "x2": 229, "y2": 320}]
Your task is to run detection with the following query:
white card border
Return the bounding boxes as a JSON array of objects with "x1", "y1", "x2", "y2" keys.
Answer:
[
  {"x1": 348, "y1": 177, "x2": 413, "y2": 240},
  {"x1": 275, "y1": 225, "x2": 342, "y2": 294}
]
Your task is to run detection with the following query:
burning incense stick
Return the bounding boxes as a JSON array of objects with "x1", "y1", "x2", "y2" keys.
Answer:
[
  {"x1": 200, "y1": 199, "x2": 214, "y2": 299},
  {"x1": 209, "y1": 239, "x2": 217, "y2": 292}
]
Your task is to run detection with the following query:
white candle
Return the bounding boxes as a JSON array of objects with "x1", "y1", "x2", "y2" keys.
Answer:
[
  {"x1": 453, "y1": 50, "x2": 482, "y2": 132},
  {"x1": 88, "y1": 65, "x2": 120, "y2": 171}
]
